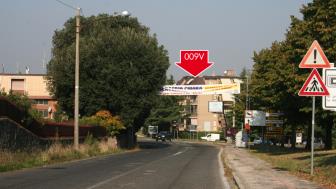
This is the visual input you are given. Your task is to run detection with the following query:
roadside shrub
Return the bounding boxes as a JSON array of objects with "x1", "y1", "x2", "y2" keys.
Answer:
[
  {"x1": 0, "y1": 90, "x2": 43, "y2": 124},
  {"x1": 80, "y1": 110, "x2": 125, "y2": 136},
  {"x1": 53, "y1": 104, "x2": 69, "y2": 123}
]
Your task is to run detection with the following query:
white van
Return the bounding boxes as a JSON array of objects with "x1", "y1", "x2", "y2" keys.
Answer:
[{"x1": 201, "y1": 133, "x2": 220, "y2": 142}]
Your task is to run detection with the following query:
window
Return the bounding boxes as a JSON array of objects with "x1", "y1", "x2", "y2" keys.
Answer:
[
  {"x1": 32, "y1": 99, "x2": 48, "y2": 105},
  {"x1": 11, "y1": 79, "x2": 24, "y2": 94},
  {"x1": 38, "y1": 109, "x2": 49, "y2": 118}
]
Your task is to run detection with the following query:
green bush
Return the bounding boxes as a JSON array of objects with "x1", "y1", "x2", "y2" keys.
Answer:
[
  {"x1": 0, "y1": 90, "x2": 43, "y2": 125},
  {"x1": 80, "y1": 110, "x2": 125, "y2": 136}
]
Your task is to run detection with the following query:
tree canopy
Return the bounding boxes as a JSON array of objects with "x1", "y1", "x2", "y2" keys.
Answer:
[
  {"x1": 144, "y1": 76, "x2": 182, "y2": 131},
  {"x1": 248, "y1": 0, "x2": 336, "y2": 149},
  {"x1": 47, "y1": 14, "x2": 169, "y2": 131}
]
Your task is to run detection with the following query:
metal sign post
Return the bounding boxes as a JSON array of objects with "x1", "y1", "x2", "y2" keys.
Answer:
[
  {"x1": 298, "y1": 40, "x2": 331, "y2": 176},
  {"x1": 311, "y1": 96, "x2": 315, "y2": 176}
]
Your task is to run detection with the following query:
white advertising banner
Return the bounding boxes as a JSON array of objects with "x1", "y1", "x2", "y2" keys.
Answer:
[
  {"x1": 245, "y1": 110, "x2": 266, "y2": 126},
  {"x1": 160, "y1": 83, "x2": 240, "y2": 96}
]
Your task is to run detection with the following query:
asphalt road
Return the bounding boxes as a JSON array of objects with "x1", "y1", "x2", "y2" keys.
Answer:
[{"x1": 0, "y1": 139, "x2": 225, "y2": 189}]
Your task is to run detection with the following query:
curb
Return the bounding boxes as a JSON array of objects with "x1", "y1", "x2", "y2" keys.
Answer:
[
  {"x1": 218, "y1": 147, "x2": 232, "y2": 189},
  {"x1": 221, "y1": 145, "x2": 249, "y2": 189}
]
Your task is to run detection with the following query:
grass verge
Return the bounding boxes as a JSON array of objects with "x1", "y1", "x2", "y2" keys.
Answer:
[
  {"x1": 249, "y1": 144, "x2": 336, "y2": 189},
  {"x1": 0, "y1": 138, "x2": 125, "y2": 172}
]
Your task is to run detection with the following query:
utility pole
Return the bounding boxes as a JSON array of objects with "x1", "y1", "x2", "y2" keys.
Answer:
[
  {"x1": 74, "y1": 7, "x2": 80, "y2": 150},
  {"x1": 246, "y1": 71, "x2": 249, "y2": 111},
  {"x1": 232, "y1": 100, "x2": 235, "y2": 128},
  {"x1": 244, "y1": 71, "x2": 249, "y2": 130}
]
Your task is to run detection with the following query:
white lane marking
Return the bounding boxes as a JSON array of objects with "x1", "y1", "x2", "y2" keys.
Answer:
[
  {"x1": 218, "y1": 147, "x2": 231, "y2": 189},
  {"x1": 172, "y1": 147, "x2": 190, "y2": 157},
  {"x1": 143, "y1": 169, "x2": 156, "y2": 175},
  {"x1": 86, "y1": 146, "x2": 190, "y2": 189},
  {"x1": 172, "y1": 151, "x2": 183, "y2": 156}
]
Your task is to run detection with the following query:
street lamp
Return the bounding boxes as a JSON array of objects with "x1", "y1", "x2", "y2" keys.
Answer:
[
  {"x1": 121, "y1": 10, "x2": 131, "y2": 16},
  {"x1": 73, "y1": 9, "x2": 131, "y2": 150}
]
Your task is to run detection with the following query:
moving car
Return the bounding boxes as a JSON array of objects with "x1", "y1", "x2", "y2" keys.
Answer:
[{"x1": 156, "y1": 131, "x2": 172, "y2": 142}]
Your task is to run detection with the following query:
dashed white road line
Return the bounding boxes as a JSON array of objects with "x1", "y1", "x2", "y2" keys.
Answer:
[
  {"x1": 172, "y1": 151, "x2": 183, "y2": 156},
  {"x1": 86, "y1": 147, "x2": 190, "y2": 189}
]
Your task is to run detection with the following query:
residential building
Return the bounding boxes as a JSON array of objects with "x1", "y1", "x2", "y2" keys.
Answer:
[
  {"x1": 0, "y1": 73, "x2": 56, "y2": 119},
  {"x1": 177, "y1": 71, "x2": 242, "y2": 132}
]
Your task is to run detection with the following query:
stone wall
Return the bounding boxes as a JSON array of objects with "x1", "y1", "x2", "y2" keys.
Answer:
[{"x1": 0, "y1": 118, "x2": 49, "y2": 150}]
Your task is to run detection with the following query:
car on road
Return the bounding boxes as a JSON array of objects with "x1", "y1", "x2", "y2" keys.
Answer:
[
  {"x1": 201, "y1": 133, "x2": 220, "y2": 142},
  {"x1": 156, "y1": 131, "x2": 172, "y2": 142},
  {"x1": 253, "y1": 137, "x2": 263, "y2": 145}
]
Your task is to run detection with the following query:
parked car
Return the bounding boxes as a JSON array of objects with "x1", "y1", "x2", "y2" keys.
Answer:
[
  {"x1": 156, "y1": 131, "x2": 172, "y2": 142},
  {"x1": 253, "y1": 137, "x2": 263, "y2": 145},
  {"x1": 303, "y1": 139, "x2": 325, "y2": 149},
  {"x1": 201, "y1": 133, "x2": 220, "y2": 142}
]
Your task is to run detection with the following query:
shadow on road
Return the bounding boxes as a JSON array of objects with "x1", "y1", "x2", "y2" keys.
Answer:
[
  {"x1": 251, "y1": 144, "x2": 307, "y2": 155},
  {"x1": 137, "y1": 140, "x2": 172, "y2": 149}
]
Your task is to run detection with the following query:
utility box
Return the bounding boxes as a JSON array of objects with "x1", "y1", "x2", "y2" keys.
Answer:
[{"x1": 235, "y1": 131, "x2": 246, "y2": 148}]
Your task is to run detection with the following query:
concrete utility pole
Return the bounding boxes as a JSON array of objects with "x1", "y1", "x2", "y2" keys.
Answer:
[
  {"x1": 232, "y1": 100, "x2": 235, "y2": 128},
  {"x1": 74, "y1": 7, "x2": 80, "y2": 150},
  {"x1": 246, "y1": 72, "x2": 249, "y2": 111}
]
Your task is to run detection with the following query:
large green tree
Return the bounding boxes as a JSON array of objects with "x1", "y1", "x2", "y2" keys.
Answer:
[
  {"x1": 47, "y1": 14, "x2": 169, "y2": 133},
  {"x1": 144, "y1": 76, "x2": 182, "y2": 131},
  {"x1": 251, "y1": 0, "x2": 336, "y2": 149}
]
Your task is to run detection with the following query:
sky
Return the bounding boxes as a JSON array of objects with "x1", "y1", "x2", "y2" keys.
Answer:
[{"x1": 0, "y1": 0, "x2": 311, "y2": 80}]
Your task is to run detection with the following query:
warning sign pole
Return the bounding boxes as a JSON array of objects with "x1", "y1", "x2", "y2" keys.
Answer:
[
  {"x1": 299, "y1": 40, "x2": 331, "y2": 176},
  {"x1": 311, "y1": 96, "x2": 315, "y2": 176}
]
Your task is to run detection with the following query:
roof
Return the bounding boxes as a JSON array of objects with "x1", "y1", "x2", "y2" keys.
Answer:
[
  {"x1": 176, "y1": 75, "x2": 242, "y2": 85},
  {"x1": 203, "y1": 75, "x2": 241, "y2": 80},
  {"x1": 0, "y1": 73, "x2": 47, "y2": 76}
]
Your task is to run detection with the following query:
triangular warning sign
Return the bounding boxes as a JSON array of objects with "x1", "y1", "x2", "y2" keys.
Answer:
[
  {"x1": 299, "y1": 40, "x2": 331, "y2": 68},
  {"x1": 299, "y1": 69, "x2": 329, "y2": 96}
]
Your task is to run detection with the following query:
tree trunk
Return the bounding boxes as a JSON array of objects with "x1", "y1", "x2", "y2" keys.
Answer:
[
  {"x1": 325, "y1": 120, "x2": 333, "y2": 150},
  {"x1": 291, "y1": 125, "x2": 296, "y2": 149},
  {"x1": 117, "y1": 127, "x2": 136, "y2": 149},
  {"x1": 306, "y1": 124, "x2": 312, "y2": 150},
  {"x1": 281, "y1": 125, "x2": 286, "y2": 147}
]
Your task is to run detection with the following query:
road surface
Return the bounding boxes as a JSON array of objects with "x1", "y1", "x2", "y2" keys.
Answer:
[{"x1": 0, "y1": 140, "x2": 225, "y2": 189}]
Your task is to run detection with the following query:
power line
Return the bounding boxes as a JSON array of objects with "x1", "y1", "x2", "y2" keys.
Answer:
[{"x1": 55, "y1": 0, "x2": 77, "y2": 10}]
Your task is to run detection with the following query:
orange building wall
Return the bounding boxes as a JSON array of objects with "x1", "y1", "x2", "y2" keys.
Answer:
[{"x1": 0, "y1": 74, "x2": 56, "y2": 119}]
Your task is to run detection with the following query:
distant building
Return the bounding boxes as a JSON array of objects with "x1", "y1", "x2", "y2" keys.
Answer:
[
  {"x1": 177, "y1": 73, "x2": 242, "y2": 132},
  {"x1": 0, "y1": 73, "x2": 56, "y2": 119}
]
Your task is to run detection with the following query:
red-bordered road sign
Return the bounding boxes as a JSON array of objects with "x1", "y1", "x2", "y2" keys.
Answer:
[
  {"x1": 299, "y1": 40, "x2": 331, "y2": 69},
  {"x1": 298, "y1": 69, "x2": 329, "y2": 96}
]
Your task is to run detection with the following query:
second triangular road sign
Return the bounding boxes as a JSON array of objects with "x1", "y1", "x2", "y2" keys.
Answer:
[
  {"x1": 299, "y1": 40, "x2": 331, "y2": 68},
  {"x1": 299, "y1": 69, "x2": 329, "y2": 96}
]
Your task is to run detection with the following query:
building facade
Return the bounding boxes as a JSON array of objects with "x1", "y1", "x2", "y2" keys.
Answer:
[
  {"x1": 177, "y1": 72, "x2": 242, "y2": 132},
  {"x1": 0, "y1": 74, "x2": 56, "y2": 119}
]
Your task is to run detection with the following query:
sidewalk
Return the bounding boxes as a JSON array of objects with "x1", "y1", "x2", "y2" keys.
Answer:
[{"x1": 222, "y1": 144, "x2": 324, "y2": 189}]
